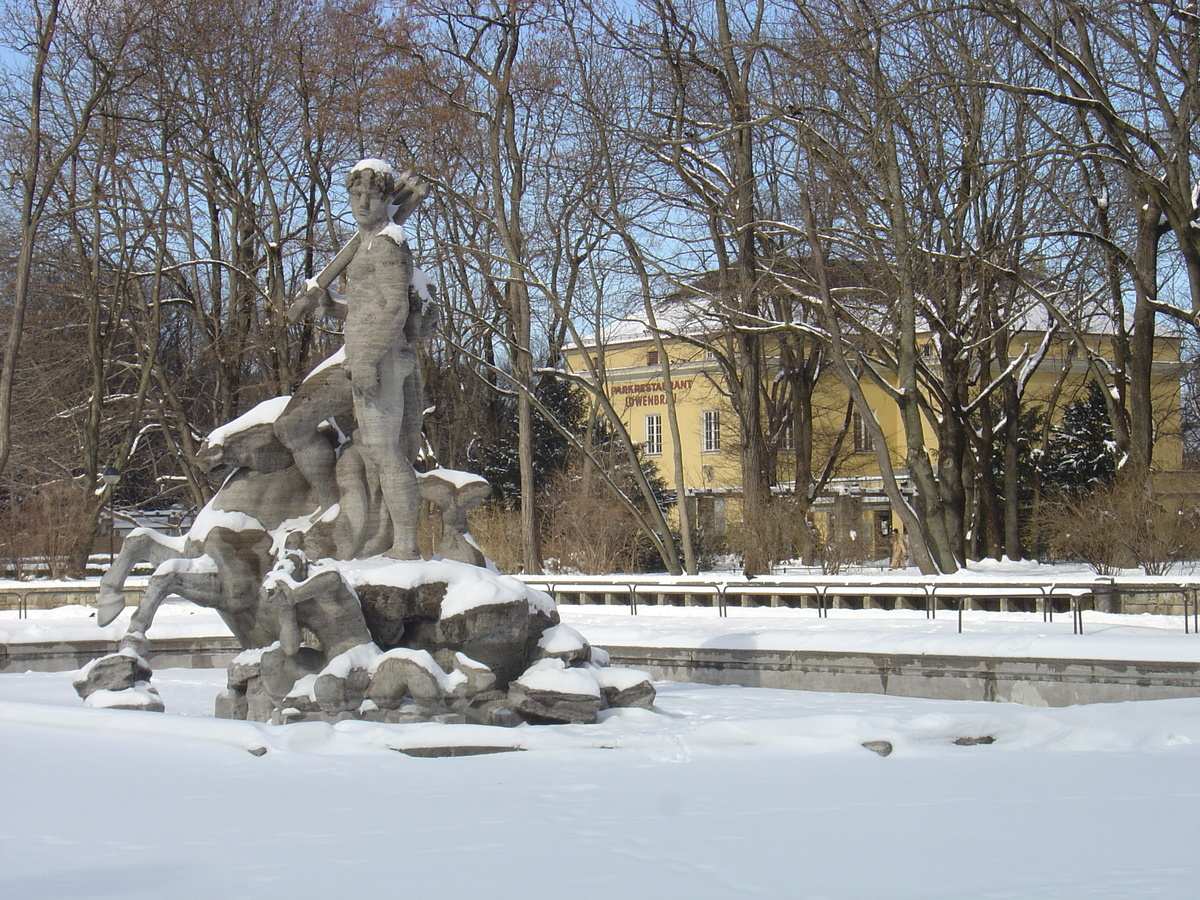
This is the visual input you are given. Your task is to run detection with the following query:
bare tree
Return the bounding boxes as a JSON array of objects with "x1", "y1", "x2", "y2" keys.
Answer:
[{"x1": 986, "y1": 0, "x2": 1200, "y2": 486}]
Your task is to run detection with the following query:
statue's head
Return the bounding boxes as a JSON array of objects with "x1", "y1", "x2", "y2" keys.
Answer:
[
  {"x1": 346, "y1": 159, "x2": 396, "y2": 231},
  {"x1": 345, "y1": 158, "x2": 396, "y2": 198}
]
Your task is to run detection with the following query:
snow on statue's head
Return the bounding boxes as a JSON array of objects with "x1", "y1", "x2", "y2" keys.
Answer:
[{"x1": 346, "y1": 158, "x2": 397, "y2": 198}]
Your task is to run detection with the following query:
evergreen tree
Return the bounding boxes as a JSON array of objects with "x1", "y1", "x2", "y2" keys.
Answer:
[
  {"x1": 472, "y1": 373, "x2": 585, "y2": 506},
  {"x1": 1038, "y1": 381, "x2": 1117, "y2": 496}
]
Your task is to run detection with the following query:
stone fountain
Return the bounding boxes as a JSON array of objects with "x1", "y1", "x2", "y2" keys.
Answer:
[{"x1": 75, "y1": 160, "x2": 653, "y2": 727}]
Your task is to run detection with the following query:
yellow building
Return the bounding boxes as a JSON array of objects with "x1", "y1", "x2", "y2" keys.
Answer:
[{"x1": 567, "y1": 301, "x2": 1187, "y2": 557}]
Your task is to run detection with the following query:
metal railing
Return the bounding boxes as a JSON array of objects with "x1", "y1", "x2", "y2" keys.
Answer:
[
  {"x1": 522, "y1": 574, "x2": 1200, "y2": 635},
  {"x1": 2, "y1": 572, "x2": 1196, "y2": 636}
]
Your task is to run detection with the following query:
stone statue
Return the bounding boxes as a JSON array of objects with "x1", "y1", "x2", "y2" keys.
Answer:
[
  {"x1": 82, "y1": 159, "x2": 655, "y2": 726},
  {"x1": 275, "y1": 160, "x2": 429, "y2": 559}
]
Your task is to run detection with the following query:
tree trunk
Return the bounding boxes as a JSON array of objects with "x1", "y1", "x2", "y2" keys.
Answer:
[
  {"x1": 1124, "y1": 193, "x2": 1164, "y2": 487},
  {"x1": 0, "y1": 0, "x2": 60, "y2": 477},
  {"x1": 1001, "y1": 376, "x2": 1023, "y2": 560}
]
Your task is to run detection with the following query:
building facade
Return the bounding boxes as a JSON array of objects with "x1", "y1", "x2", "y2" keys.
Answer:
[{"x1": 566, "y1": 305, "x2": 1187, "y2": 559}]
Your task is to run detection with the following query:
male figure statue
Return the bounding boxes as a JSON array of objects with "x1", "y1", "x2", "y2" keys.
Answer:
[{"x1": 275, "y1": 159, "x2": 423, "y2": 559}]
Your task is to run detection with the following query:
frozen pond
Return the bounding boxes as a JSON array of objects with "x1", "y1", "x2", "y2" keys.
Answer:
[{"x1": 3, "y1": 664, "x2": 1200, "y2": 898}]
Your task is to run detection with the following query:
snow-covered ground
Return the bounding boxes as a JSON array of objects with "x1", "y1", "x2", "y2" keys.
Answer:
[
  {"x1": 3, "y1": 596, "x2": 1200, "y2": 897},
  {"x1": 3, "y1": 662, "x2": 1199, "y2": 898},
  {"x1": 2, "y1": 571, "x2": 1200, "y2": 900},
  {"x1": 562, "y1": 604, "x2": 1200, "y2": 662}
]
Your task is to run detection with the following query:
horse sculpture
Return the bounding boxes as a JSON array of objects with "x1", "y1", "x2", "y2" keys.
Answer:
[{"x1": 99, "y1": 396, "x2": 490, "y2": 661}]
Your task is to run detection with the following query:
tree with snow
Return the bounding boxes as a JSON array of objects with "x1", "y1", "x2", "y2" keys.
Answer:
[{"x1": 1038, "y1": 381, "x2": 1117, "y2": 498}]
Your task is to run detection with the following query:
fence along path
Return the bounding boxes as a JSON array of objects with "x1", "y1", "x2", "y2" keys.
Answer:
[
  {"x1": 519, "y1": 574, "x2": 1200, "y2": 635},
  {"x1": 3, "y1": 573, "x2": 1199, "y2": 636}
]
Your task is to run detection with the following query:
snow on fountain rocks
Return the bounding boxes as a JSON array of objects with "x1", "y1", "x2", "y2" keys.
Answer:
[
  {"x1": 73, "y1": 648, "x2": 164, "y2": 712},
  {"x1": 73, "y1": 648, "x2": 156, "y2": 703},
  {"x1": 341, "y1": 558, "x2": 563, "y2": 686},
  {"x1": 509, "y1": 658, "x2": 604, "y2": 724},
  {"x1": 535, "y1": 623, "x2": 591, "y2": 665},
  {"x1": 208, "y1": 560, "x2": 656, "y2": 728},
  {"x1": 435, "y1": 650, "x2": 497, "y2": 696},
  {"x1": 369, "y1": 648, "x2": 460, "y2": 704},
  {"x1": 83, "y1": 681, "x2": 165, "y2": 712},
  {"x1": 590, "y1": 663, "x2": 656, "y2": 710}
]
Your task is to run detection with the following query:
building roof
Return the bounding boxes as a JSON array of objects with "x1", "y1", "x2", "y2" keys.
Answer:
[{"x1": 570, "y1": 258, "x2": 1144, "y2": 352}]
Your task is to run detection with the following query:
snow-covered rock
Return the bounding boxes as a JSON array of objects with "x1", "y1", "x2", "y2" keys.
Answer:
[
  {"x1": 592, "y1": 665, "x2": 656, "y2": 710},
  {"x1": 83, "y1": 682, "x2": 164, "y2": 712},
  {"x1": 536, "y1": 623, "x2": 591, "y2": 665},
  {"x1": 509, "y1": 659, "x2": 603, "y2": 724},
  {"x1": 73, "y1": 650, "x2": 153, "y2": 700}
]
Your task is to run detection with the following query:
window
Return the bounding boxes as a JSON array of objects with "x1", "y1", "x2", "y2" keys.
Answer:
[
  {"x1": 853, "y1": 411, "x2": 874, "y2": 453},
  {"x1": 780, "y1": 418, "x2": 794, "y2": 451},
  {"x1": 646, "y1": 350, "x2": 659, "y2": 366},
  {"x1": 645, "y1": 414, "x2": 662, "y2": 455},
  {"x1": 702, "y1": 409, "x2": 720, "y2": 452}
]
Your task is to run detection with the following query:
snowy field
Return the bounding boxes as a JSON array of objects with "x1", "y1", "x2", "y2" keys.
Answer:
[
  {"x1": 3, "y1": 663, "x2": 1200, "y2": 899},
  {"x1": 3, "y1": 596, "x2": 1200, "y2": 897}
]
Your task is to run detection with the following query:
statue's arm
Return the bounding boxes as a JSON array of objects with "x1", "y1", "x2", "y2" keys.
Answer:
[{"x1": 287, "y1": 279, "x2": 350, "y2": 324}]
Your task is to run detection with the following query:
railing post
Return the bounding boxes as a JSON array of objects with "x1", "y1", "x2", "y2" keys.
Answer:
[
  {"x1": 717, "y1": 582, "x2": 727, "y2": 618},
  {"x1": 1092, "y1": 576, "x2": 1116, "y2": 615},
  {"x1": 628, "y1": 583, "x2": 637, "y2": 616}
]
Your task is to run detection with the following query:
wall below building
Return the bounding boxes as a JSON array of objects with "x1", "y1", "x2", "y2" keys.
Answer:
[{"x1": 606, "y1": 645, "x2": 1200, "y2": 706}]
